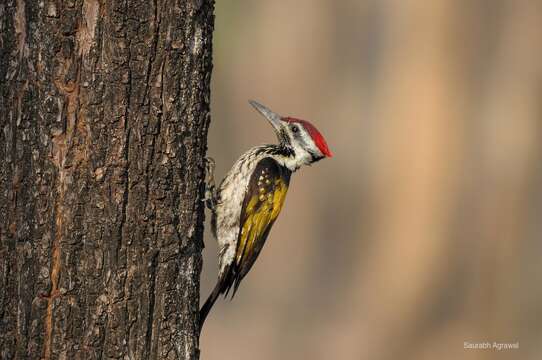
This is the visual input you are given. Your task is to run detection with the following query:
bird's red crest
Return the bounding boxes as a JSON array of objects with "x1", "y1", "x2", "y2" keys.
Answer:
[{"x1": 282, "y1": 117, "x2": 333, "y2": 157}]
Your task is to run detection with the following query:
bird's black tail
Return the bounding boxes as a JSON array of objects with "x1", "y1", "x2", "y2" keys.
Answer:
[{"x1": 199, "y1": 280, "x2": 223, "y2": 332}]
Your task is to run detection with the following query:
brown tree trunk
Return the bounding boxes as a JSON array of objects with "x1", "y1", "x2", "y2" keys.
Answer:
[{"x1": 0, "y1": 0, "x2": 214, "y2": 359}]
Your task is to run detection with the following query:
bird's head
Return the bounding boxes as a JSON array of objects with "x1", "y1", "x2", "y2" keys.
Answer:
[{"x1": 249, "y1": 100, "x2": 332, "y2": 170}]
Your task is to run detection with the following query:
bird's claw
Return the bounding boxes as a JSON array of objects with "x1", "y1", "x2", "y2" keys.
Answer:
[{"x1": 203, "y1": 157, "x2": 217, "y2": 211}]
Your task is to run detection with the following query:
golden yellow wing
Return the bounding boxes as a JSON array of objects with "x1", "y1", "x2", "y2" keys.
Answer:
[{"x1": 227, "y1": 157, "x2": 291, "y2": 296}]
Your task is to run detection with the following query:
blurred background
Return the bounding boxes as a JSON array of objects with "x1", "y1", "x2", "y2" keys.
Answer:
[{"x1": 201, "y1": 1, "x2": 542, "y2": 359}]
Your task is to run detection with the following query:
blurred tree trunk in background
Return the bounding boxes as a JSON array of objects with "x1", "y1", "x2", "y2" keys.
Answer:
[
  {"x1": 354, "y1": 2, "x2": 542, "y2": 359},
  {"x1": 0, "y1": 0, "x2": 214, "y2": 359},
  {"x1": 358, "y1": 1, "x2": 467, "y2": 356}
]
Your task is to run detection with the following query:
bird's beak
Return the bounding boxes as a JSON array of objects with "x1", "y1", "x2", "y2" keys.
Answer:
[{"x1": 248, "y1": 100, "x2": 283, "y2": 134}]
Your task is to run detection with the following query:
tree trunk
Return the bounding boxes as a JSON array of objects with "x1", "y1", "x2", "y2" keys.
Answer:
[{"x1": 0, "y1": 0, "x2": 214, "y2": 359}]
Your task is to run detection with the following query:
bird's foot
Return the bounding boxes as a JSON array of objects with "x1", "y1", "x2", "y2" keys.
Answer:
[{"x1": 203, "y1": 157, "x2": 217, "y2": 211}]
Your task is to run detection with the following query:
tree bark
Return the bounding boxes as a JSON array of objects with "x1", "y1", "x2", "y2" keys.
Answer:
[{"x1": 0, "y1": 0, "x2": 214, "y2": 359}]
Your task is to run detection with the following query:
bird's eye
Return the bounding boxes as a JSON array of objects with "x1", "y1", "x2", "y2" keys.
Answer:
[{"x1": 290, "y1": 125, "x2": 299, "y2": 133}]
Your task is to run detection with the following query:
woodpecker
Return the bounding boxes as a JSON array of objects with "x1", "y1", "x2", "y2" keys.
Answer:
[{"x1": 200, "y1": 100, "x2": 332, "y2": 330}]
